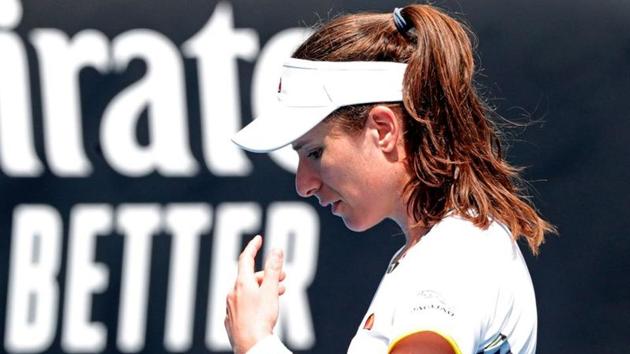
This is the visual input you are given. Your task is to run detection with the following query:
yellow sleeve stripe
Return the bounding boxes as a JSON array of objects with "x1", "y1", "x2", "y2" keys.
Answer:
[{"x1": 387, "y1": 329, "x2": 463, "y2": 354}]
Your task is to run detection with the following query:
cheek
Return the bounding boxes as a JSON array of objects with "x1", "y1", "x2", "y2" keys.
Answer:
[
  {"x1": 320, "y1": 147, "x2": 388, "y2": 230},
  {"x1": 337, "y1": 182, "x2": 387, "y2": 231}
]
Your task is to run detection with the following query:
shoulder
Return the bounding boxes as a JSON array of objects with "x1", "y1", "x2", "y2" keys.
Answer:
[
  {"x1": 400, "y1": 214, "x2": 526, "y2": 309},
  {"x1": 388, "y1": 216, "x2": 537, "y2": 354},
  {"x1": 416, "y1": 214, "x2": 517, "y2": 263}
]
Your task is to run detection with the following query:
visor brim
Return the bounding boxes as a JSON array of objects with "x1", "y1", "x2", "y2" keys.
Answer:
[{"x1": 232, "y1": 105, "x2": 338, "y2": 153}]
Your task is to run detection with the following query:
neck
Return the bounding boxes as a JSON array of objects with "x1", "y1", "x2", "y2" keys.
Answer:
[
  {"x1": 387, "y1": 147, "x2": 430, "y2": 246},
  {"x1": 391, "y1": 197, "x2": 429, "y2": 247}
]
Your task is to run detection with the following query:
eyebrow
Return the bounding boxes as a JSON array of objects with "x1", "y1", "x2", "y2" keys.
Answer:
[{"x1": 292, "y1": 141, "x2": 306, "y2": 151}]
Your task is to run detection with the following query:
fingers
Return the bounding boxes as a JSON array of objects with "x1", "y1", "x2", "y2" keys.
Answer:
[
  {"x1": 255, "y1": 270, "x2": 287, "y2": 295},
  {"x1": 236, "y1": 237, "x2": 286, "y2": 296},
  {"x1": 236, "y1": 235, "x2": 262, "y2": 283},
  {"x1": 255, "y1": 270, "x2": 286, "y2": 283},
  {"x1": 260, "y1": 248, "x2": 284, "y2": 299}
]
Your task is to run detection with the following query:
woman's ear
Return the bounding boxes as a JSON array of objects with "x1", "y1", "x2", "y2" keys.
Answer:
[{"x1": 366, "y1": 105, "x2": 401, "y2": 153}]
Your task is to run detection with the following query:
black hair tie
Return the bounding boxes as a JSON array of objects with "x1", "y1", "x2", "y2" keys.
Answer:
[{"x1": 393, "y1": 7, "x2": 413, "y2": 34}]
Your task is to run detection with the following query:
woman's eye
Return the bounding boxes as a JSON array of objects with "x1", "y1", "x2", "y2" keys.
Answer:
[{"x1": 307, "y1": 148, "x2": 323, "y2": 160}]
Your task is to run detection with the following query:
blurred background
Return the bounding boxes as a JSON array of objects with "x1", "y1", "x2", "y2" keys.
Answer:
[{"x1": 0, "y1": 0, "x2": 628, "y2": 353}]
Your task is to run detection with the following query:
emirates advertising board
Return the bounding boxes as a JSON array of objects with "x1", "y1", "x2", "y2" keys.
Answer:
[
  {"x1": 1, "y1": 0, "x2": 629, "y2": 354},
  {"x1": 0, "y1": 1, "x2": 324, "y2": 353}
]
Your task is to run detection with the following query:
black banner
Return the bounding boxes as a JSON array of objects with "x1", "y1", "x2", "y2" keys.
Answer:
[{"x1": 1, "y1": 1, "x2": 628, "y2": 353}]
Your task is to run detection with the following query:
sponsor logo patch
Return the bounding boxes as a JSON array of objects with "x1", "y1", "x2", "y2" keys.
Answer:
[
  {"x1": 409, "y1": 290, "x2": 455, "y2": 317},
  {"x1": 363, "y1": 313, "x2": 375, "y2": 330}
]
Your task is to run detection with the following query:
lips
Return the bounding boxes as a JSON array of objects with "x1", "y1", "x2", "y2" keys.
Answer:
[
  {"x1": 331, "y1": 200, "x2": 341, "y2": 214},
  {"x1": 317, "y1": 196, "x2": 342, "y2": 214}
]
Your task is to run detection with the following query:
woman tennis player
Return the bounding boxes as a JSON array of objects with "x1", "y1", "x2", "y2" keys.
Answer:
[{"x1": 226, "y1": 4, "x2": 554, "y2": 354}]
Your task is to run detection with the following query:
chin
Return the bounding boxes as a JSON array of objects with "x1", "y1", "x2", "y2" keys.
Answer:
[{"x1": 341, "y1": 216, "x2": 379, "y2": 232}]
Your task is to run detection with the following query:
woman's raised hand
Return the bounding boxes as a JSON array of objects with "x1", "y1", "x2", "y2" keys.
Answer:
[{"x1": 225, "y1": 235, "x2": 285, "y2": 354}]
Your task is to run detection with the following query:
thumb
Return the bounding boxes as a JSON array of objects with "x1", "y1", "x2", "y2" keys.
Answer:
[{"x1": 260, "y1": 248, "x2": 284, "y2": 297}]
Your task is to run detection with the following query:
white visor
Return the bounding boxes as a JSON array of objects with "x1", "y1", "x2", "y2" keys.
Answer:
[{"x1": 232, "y1": 58, "x2": 408, "y2": 152}]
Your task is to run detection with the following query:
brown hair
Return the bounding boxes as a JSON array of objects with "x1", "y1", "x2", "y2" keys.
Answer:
[{"x1": 292, "y1": 4, "x2": 555, "y2": 254}]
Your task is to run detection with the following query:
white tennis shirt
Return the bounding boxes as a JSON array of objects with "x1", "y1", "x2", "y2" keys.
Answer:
[{"x1": 248, "y1": 215, "x2": 537, "y2": 354}]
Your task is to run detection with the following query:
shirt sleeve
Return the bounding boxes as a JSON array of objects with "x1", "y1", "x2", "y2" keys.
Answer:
[
  {"x1": 387, "y1": 240, "x2": 491, "y2": 353},
  {"x1": 388, "y1": 286, "x2": 476, "y2": 354},
  {"x1": 246, "y1": 335, "x2": 293, "y2": 354},
  {"x1": 386, "y1": 217, "x2": 522, "y2": 354}
]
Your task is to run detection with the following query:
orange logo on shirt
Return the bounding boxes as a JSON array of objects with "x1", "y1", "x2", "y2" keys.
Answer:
[{"x1": 363, "y1": 313, "x2": 375, "y2": 330}]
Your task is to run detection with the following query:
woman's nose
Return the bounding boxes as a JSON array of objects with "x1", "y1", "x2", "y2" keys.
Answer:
[{"x1": 295, "y1": 159, "x2": 320, "y2": 198}]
